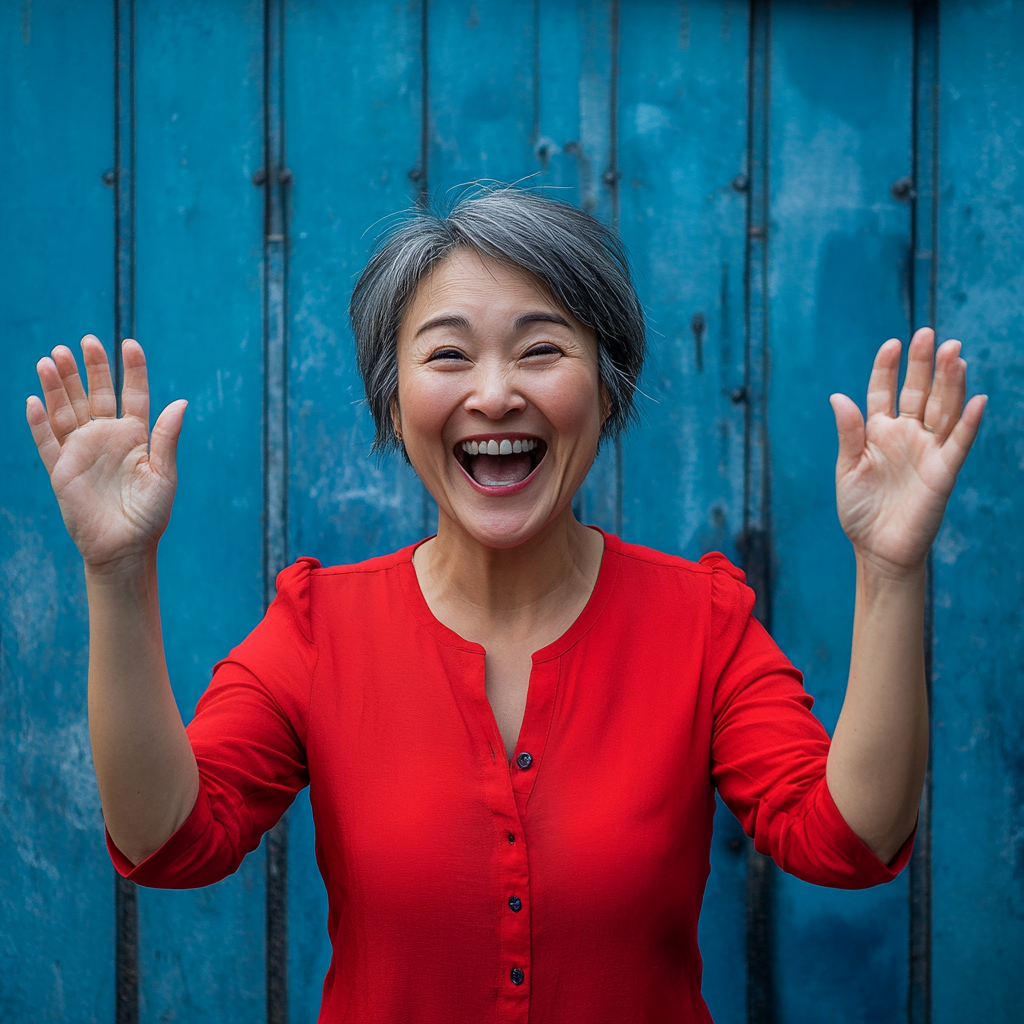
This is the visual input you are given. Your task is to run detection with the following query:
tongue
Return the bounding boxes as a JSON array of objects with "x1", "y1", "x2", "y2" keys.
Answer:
[{"x1": 469, "y1": 452, "x2": 533, "y2": 487}]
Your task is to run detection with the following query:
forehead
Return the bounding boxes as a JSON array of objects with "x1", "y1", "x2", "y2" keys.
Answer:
[{"x1": 403, "y1": 249, "x2": 568, "y2": 326}]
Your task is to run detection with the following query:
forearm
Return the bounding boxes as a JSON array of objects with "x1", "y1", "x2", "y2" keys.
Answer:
[
  {"x1": 86, "y1": 554, "x2": 199, "y2": 865},
  {"x1": 826, "y1": 555, "x2": 928, "y2": 864}
]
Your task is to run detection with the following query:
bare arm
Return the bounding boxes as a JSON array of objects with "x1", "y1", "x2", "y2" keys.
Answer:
[
  {"x1": 27, "y1": 336, "x2": 197, "y2": 865},
  {"x1": 826, "y1": 328, "x2": 985, "y2": 864}
]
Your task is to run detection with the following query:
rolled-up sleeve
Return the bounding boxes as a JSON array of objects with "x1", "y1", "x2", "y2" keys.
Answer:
[
  {"x1": 108, "y1": 558, "x2": 320, "y2": 888},
  {"x1": 703, "y1": 552, "x2": 914, "y2": 888}
]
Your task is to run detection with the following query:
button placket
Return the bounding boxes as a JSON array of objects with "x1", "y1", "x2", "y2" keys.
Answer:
[{"x1": 497, "y1": 799, "x2": 531, "y2": 1020}]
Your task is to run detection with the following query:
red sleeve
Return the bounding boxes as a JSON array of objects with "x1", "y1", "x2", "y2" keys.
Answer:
[
  {"x1": 702, "y1": 551, "x2": 914, "y2": 889},
  {"x1": 108, "y1": 557, "x2": 320, "y2": 888}
]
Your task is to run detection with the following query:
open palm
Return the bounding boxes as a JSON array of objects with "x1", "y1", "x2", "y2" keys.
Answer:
[
  {"x1": 26, "y1": 336, "x2": 187, "y2": 573},
  {"x1": 831, "y1": 328, "x2": 986, "y2": 574}
]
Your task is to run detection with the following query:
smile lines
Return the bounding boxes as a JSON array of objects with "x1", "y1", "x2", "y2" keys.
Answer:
[{"x1": 460, "y1": 438, "x2": 539, "y2": 456}]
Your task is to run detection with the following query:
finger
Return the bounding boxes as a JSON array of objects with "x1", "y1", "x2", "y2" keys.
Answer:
[
  {"x1": 37, "y1": 355, "x2": 81, "y2": 443},
  {"x1": 149, "y1": 400, "x2": 187, "y2": 481},
  {"x1": 81, "y1": 335, "x2": 117, "y2": 418},
  {"x1": 51, "y1": 345, "x2": 91, "y2": 426},
  {"x1": 939, "y1": 392, "x2": 986, "y2": 474},
  {"x1": 865, "y1": 338, "x2": 901, "y2": 419},
  {"x1": 898, "y1": 327, "x2": 935, "y2": 420},
  {"x1": 830, "y1": 393, "x2": 865, "y2": 477},
  {"x1": 121, "y1": 339, "x2": 150, "y2": 424},
  {"x1": 923, "y1": 340, "x2": 966, "y2": 441},
  {"x1": 26, "y1": 395, "x2": 62, "y2": 475},
  {"x1": 939, "y1": 393, "x2": 987, "y2": 477}
]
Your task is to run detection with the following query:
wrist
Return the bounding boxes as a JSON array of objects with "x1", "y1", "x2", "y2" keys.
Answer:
[
  {"x1": 853, "y1": 549, "x2": 927, "y2": 591},
  {"x1": 83, "y1": 548, "x2": 159, "y2": 590}
]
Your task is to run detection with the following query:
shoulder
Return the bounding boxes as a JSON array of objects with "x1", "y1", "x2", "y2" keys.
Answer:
[
  {"x1": 600, "y1": 532, "x2": 755, "y2": 634},
  {"x1": 603, "y1": 531, "x2": 747, "y2": 586},
  {"x1": 273, "y1": 542, "x2": 423, "y2": 628}
]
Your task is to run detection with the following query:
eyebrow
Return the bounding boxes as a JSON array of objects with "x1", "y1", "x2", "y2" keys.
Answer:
[
  {"x1": 514, "y1": 312, "x2": 573, "y2": 331},
  {"x1": 414, "y1": 311, "x2": 573, "y2": 337},
  {"x1": 415, "y1": 314, "x2": 470, "y2": 337}
]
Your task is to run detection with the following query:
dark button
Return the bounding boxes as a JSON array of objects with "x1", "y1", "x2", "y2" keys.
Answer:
[
  {"x1": 510, "y1": 967, "x2": 525, "y2": 986},
  {"x1": 507, "y1": 831, "x2": 515, "y2": 844},
  {"x1": 508, "y1": 896, "x2": 522, "y2": 913},
  {"x1": 515, "y1": 751, "x2": 533, "y2": 770}
]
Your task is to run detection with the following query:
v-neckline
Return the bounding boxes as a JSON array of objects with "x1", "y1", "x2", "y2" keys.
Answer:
[
  {"x1": 397, "y1": 526, "x2": 619, "y2": 665},
  {"x1": 397, "y1": 529, "x2": 622, "y2": 769}
]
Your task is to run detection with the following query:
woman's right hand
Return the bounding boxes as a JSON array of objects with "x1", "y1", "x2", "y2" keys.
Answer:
[{"x1": 26, "y1": 335, "x2": 187, "y2": 575}]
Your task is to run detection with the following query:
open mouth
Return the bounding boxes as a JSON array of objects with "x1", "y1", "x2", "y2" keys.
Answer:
[{"x1": 454, "y1": 435, "x2": 548, "y2": 489}]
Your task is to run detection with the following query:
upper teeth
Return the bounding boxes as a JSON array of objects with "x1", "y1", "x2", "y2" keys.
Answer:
[{"x1": 461, "y1": 438, "x2": 538, "y2": 455}]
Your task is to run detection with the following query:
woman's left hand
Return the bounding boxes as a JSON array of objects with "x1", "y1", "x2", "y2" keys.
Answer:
[{"x1": 829, "y1": 327, "x2": 987, "y2": 576}]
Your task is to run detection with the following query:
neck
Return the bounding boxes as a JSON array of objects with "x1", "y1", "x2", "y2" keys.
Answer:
[{"x1": 414, "y1": 506, "x2": 604, "y2": 639}]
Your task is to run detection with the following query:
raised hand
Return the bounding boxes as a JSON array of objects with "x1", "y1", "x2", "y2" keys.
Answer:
[
  {"x1": 26, "y1": 336, "x2": 187, "y2": 574},
  {"x1": 829, "y1": 327, "x2": 986, "y2": 576}
]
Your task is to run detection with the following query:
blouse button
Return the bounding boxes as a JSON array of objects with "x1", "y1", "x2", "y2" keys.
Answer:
[
  {"x1": 507, "y1": 831, "x2": 515, "y2": 844},
  {"x1": 510, "y1": 967, "x2": 525, "y2": 986},
  {"x1": 515, "y1": 751, "x2": 533, "y2": 770},
  {"x1": 508, "y1": 896, "x2": 522, "y2": 912}
]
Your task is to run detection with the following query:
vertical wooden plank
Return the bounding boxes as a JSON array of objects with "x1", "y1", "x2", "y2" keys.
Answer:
[
  {"x1": 617, "y1": 4, "x2": 749, "y2": 1021},
  {"x1": 932, "y1": 3, "x2": 1024, "y2": 1020},
  {"x1": 618, "y1": 0, "x2": 749, "y2": 566},
  {"x1": 0, "y1": 3, "x2": 115, "y2": 1019},
  {"x1": 428, "y1": 0, "x2": 536, "y2": 191},
  {"x1": 284, "y1": 0, "x2": 424, "y2": 1017},
  {"x1": 132, "y1": 2, "x2": 267, "y2": 1020},
  {"x1": 535, "y1": 0, "x2": 619, "y2": 532},
  {"x1": 767, "y1": 4, "x2": 914, "y2": 1022}
]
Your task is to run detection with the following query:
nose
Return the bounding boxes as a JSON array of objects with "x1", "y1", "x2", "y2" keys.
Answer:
[{"x1": 463, "y1": 358, "x2": 526, "y2": 421}]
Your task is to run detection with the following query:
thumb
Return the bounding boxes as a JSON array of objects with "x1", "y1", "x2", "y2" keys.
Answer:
[
  {"x1": 150, "y1": 399, "x2": 188, "y2": 480},
  {"x1": 830, "y1": 393, "x2": 865, "y2": 477}
]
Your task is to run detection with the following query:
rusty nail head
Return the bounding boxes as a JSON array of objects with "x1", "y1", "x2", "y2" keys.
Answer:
[
  {"x1": 252, "y1": 168, "x2": 267, "y2": 187},
  {"x1": 102, "y1": 169, "x2": 116, "y2": 187},
  {"x1": 730, "y1": 174, "x2": 749, "y2": 192},
  {"x1": 891, "y1": 176, "x2": 915, "y2": 202}
]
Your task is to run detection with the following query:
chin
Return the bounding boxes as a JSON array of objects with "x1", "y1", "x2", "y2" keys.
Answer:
[{"x1": 452, "y1": 504, "x2": 559, "y2": 550}]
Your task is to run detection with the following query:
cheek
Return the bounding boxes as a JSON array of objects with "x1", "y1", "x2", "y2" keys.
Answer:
[
  {"x1": 537, "y1": 366, "x2": 605, "y2": 436},
  {"x1": 397, "y1": 371, "x2": 459, "y2": 441}
]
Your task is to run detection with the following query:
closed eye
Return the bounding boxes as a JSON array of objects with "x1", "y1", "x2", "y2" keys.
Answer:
[
  {"x1": 427, "y1": 347, "x2": 469, "y2": 362},
  {"x1": 523, "y1": 344, "x2": 562, "y2": 358}
]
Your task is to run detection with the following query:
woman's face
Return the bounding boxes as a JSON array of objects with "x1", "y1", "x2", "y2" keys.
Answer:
[{"x1": 394, "y1": 249, "x2": 608, "y2": 548}]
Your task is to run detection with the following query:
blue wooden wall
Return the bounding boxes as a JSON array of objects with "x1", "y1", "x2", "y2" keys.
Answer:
[{"x1": 1, "y1": 2, "x2": 1021, "y2": 1022}]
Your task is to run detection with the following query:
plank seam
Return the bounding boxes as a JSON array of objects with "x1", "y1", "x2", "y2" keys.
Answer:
[
  {"x1": 262, "y1": 0, "x2": 290, "y2": 1019},
  {"x1": 743, "y1": 2, "x2": 775, "y2": 1021},
  {"x1": 113, "y1": 0, "x2": 139, "y2": 1018}
]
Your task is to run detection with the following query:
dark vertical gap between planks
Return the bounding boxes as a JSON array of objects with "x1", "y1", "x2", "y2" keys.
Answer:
[
  {"x1": 113, "y1": 0, "x2": 135, "y2": 409},
  {"x1": 909, "y1": 3, "x2": 938, "y2": 1021},
  {"x1": 608, "y1": 0, "x2": 623, "y2": 535},
  {"x1": 113, "y1": 0, "x2": 138, "y2": 1019},
  {"x1": 531, "y1": 0, "x2": 540, "y2": 147},
  {"x1": 742, "y1": 2, "x2": 775, "y2": 1022},
  {"x1": 420, "y1": 0, "x2": 433, "y2": 535},
  {"x1": 415, "y1": 0, "x2": 430, "y2": 205},
  {"x1": 262, "y1": 0, "x2": 290, "y2": 1019}
]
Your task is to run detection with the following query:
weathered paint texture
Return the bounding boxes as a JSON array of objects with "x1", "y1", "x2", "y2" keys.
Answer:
[{"x1": 1, "y1": 2, "x2": 1020, "y2": 1022}]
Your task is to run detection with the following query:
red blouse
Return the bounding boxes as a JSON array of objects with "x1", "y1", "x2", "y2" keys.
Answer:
[{"x1": 109, "y1": 531, "x2": 911, "y2": 1023}]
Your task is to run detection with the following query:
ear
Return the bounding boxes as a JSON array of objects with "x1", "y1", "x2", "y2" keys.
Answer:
[{"x1": 389, "y1": 395, "x2": 403, "y2": 441}]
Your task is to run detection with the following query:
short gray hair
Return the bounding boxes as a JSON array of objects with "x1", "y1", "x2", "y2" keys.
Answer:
[{"x1": 349, "y1": 185, "x2": 646, "y2": 452}]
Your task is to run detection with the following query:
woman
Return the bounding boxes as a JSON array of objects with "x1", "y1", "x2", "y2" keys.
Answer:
[{"x1": 27, "y1": 188, "x2": 984, "y2": 1023}]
